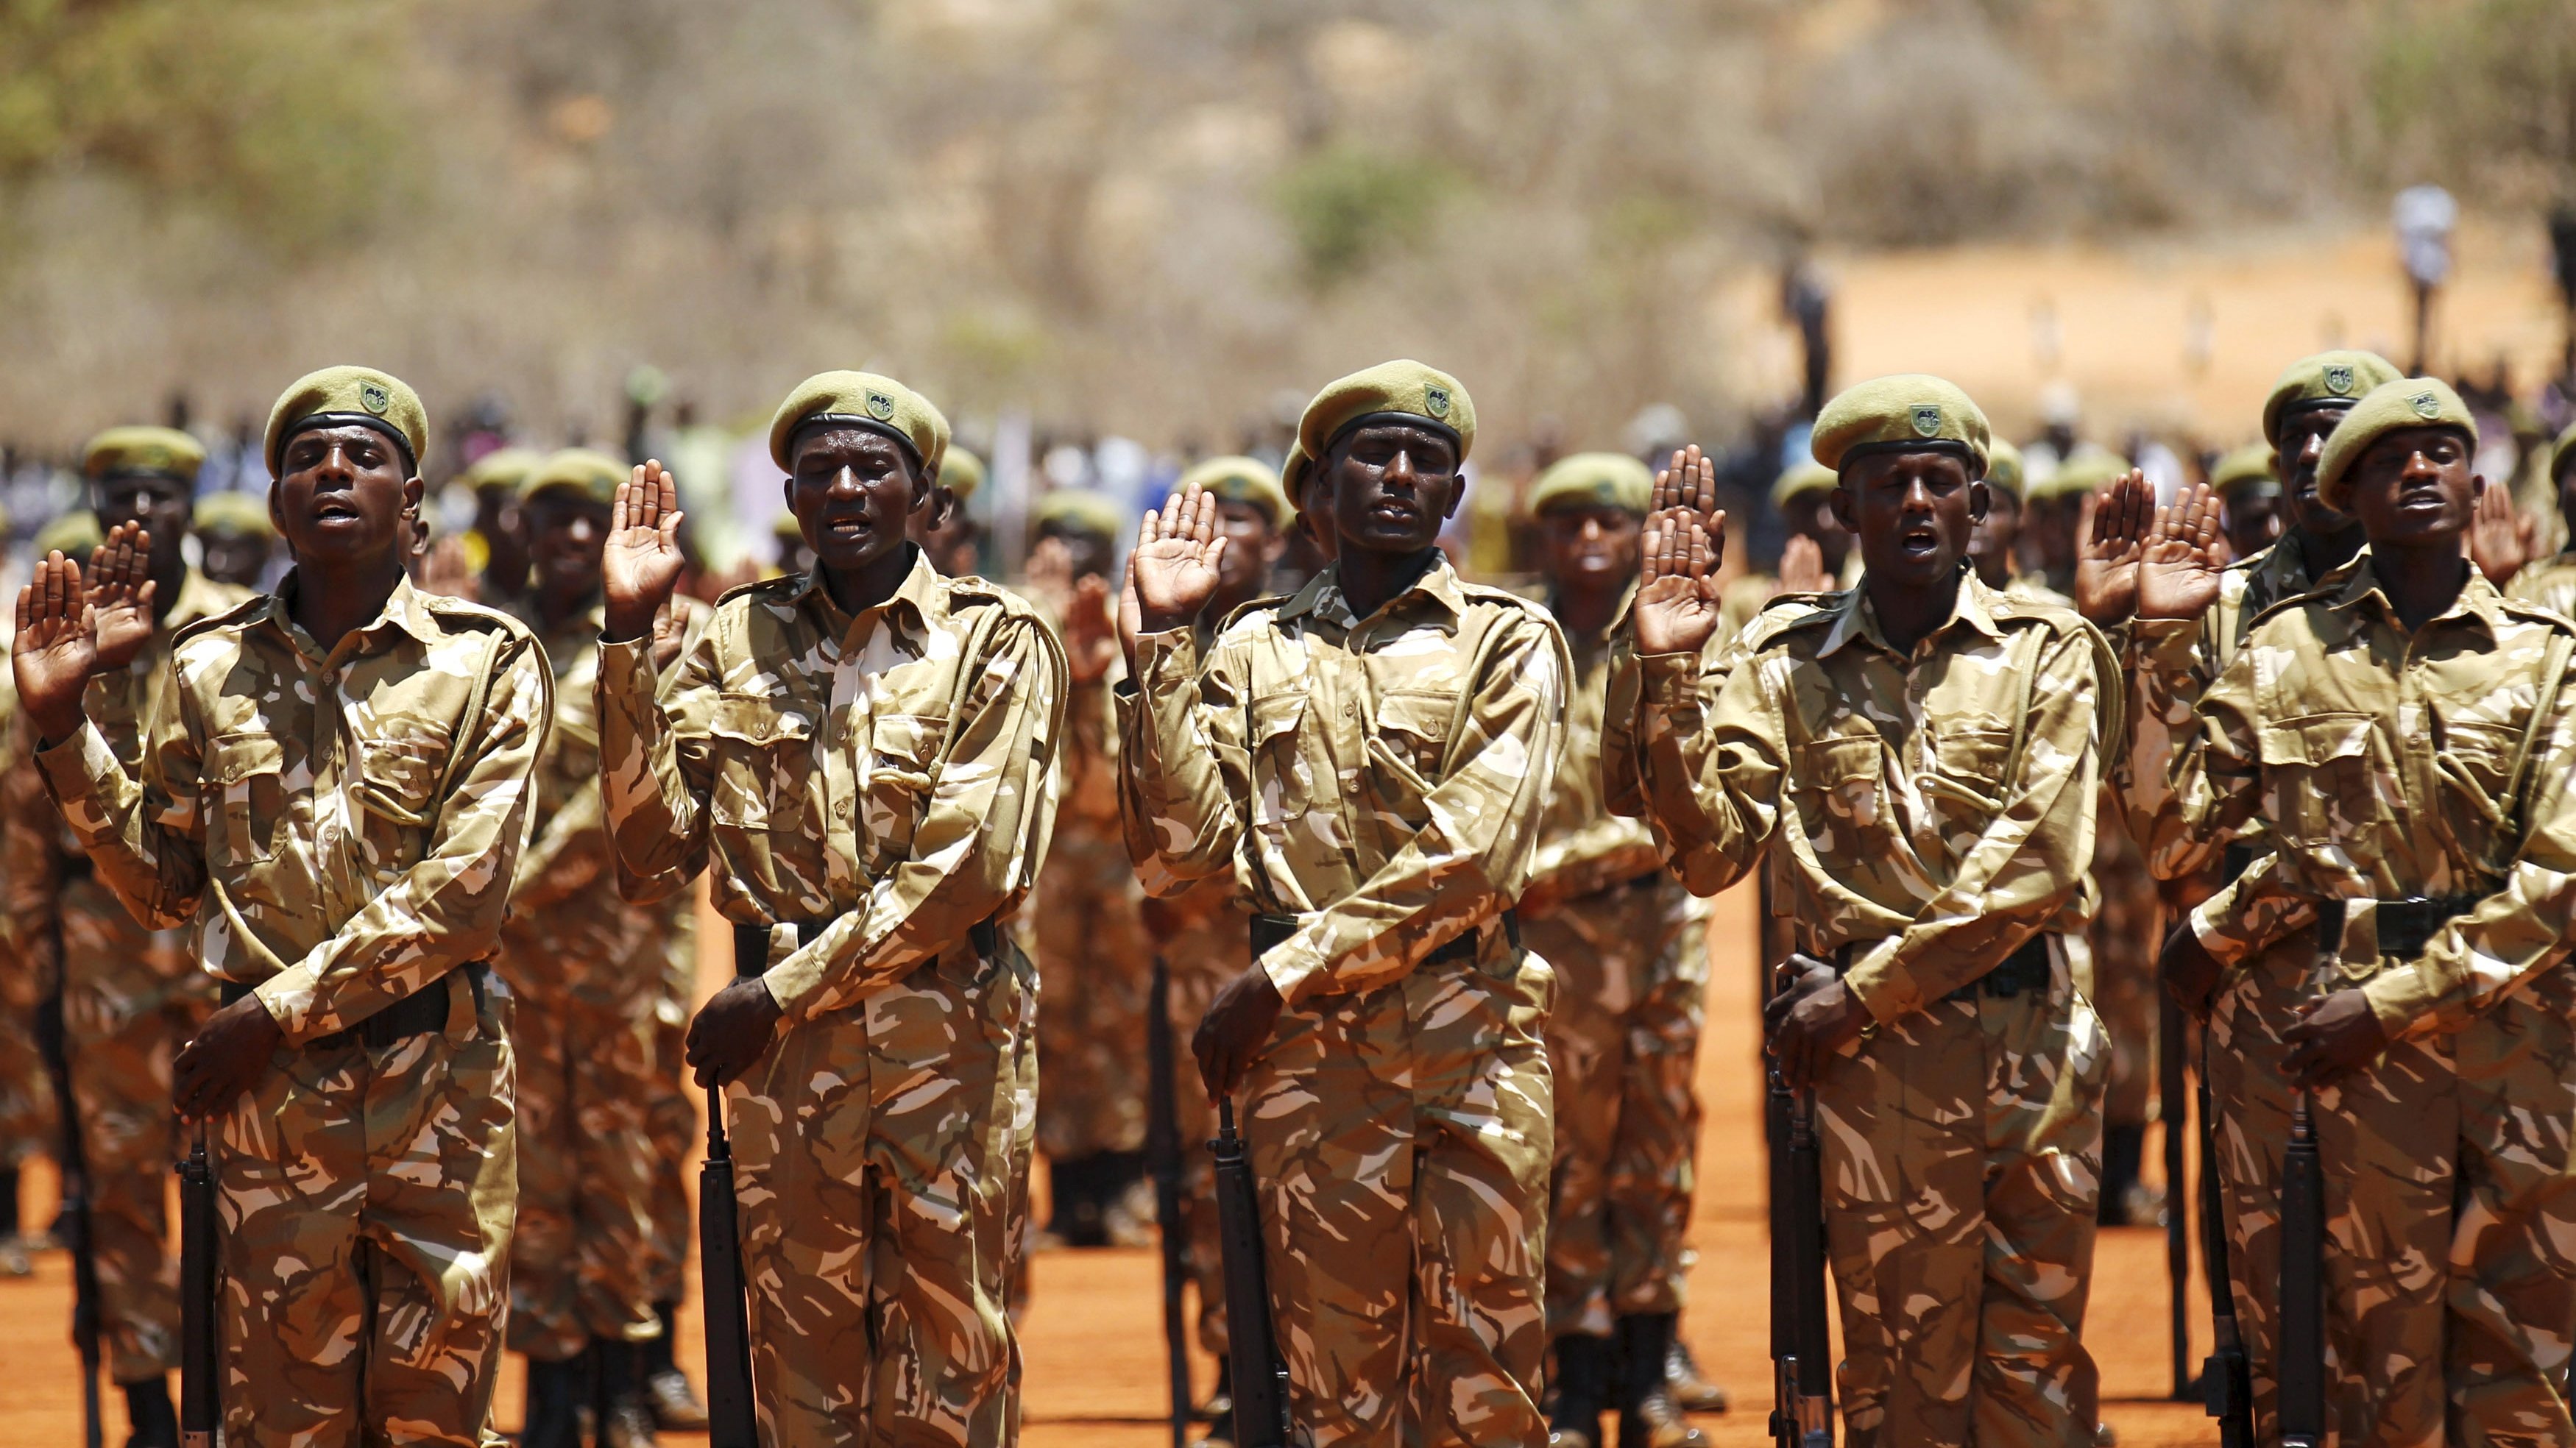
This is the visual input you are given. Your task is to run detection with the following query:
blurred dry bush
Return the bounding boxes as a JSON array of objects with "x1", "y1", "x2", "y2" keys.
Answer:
[{"x1": 0, "y1": 0, "x2": 2569, "y2": 456}]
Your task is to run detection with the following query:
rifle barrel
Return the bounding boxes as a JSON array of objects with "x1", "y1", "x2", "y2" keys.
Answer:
[
  {"x1": 2277, "y1": 1088, "x2": 2326, "y2": 1447},
  {"x1": 179, "y1": 1124, "x2": 219, "y2": 1448},
  {"x1": 1212, "y1": 1100, "x2": 1292, "y2": 1448},
  {"x1": 2162, "y1": 993, "x2": 2193, "y2": 1401},
  {"x1": 1147, "y1": 957, "x2": 1191, "y2": 1448}
]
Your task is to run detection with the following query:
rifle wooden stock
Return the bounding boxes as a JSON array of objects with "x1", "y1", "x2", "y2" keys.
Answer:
[
  {"x1": 1211, "y1": 1099, "x2": 1292, "y2": 1448},
  {"x1": 2278, "y1": 1088, "x2": 2326, "y2": 1448},
  {"x1": 2161, "y1": 992, "x2": 2192, "y2": 1400},
  {"x1": 178, "y1": 1124, "x2": 219, "y2": 1448},
  {"x1": 2195, "y1": 1054, "x2": 2253, "y2": 1448},
  {"x1": 36, "y1": 979, "x2": 105, "y2": 1448},
  {"x1": 1147, "y1": 957, "x2": 1190, "y2": 1448}
]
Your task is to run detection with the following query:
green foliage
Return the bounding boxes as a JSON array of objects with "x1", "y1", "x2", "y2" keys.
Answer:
[
  {"x1": 0, "y1": 0, "x2": 418, "y2": 249},
  {"x1": 1272, "y1": 142, "x2": 1462, "y2": 286}
]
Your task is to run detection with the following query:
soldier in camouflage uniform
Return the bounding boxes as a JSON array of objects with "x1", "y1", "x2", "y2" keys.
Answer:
[
  {"x1": 636, "y1": 901, "x2": 708, "y2": 1429},
  {"x1": 14, "y1": 367, "x2": 549, "y2": 1447},
  {"x1": 1109, "y1": 453, "x2": 1289, "y2": 1425},
  {"x1": 1119, "y1": 361, "x2": 1568, "y2": 1447},
  {"x1": 0, "y1": 675, "x2": 48, "y2": 1279},
  {"x1": 1518, "y1": 452, "x2": 1713, "y2": 1448},
  {"x1": 1026, "y1": 486, "x2": 1158, "y2": 1246},
  {"x1": 1621, "y1": 376, "x2": 2116, "y2": 1447},
  {"x1": 2154, "y1": 377, "x2": 2576, "y2": 1444},
  {"x1": 1, "y1": 427, "x2": 253, "y2": 1444},
  {"x1": 597, "y1": 371, "x2": 1066, "y2": 1446},
  {"x1": 2506, "y1": 421, "x2": 2576, "y2": 617},
  {"x1": 2087, "y1": 349, "x2": 2405, "y2": 1433},
  {"x1": 2207, "y1": 444, "x2": 2284, "y2": 565},
  {"x1": 495, "y1": 448, "x2": 684, "y2": 1448}
]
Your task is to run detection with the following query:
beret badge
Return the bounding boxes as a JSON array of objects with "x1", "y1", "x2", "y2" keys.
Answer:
[
  {"x1": 1424, "y1": 384, "x2": 1451, "y2": 419},
  {"x1": 2411, "y1": 390, "x2": 2441, "y2": 419},
  {"x1": 2325, "y1": 363, "x2": 2355, "y2": 396},
  {"x1": 866, "y1": 390, "x2": 896, "y2": 422},
  {"x1": 1910, "y1": 404, "x2": 1942, "y2": 438},
  {"x1": 359, "y1": 381, "x2": 392, "y2": 416}
]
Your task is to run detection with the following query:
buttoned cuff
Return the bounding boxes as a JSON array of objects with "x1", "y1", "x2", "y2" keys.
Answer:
[
  {"x1": 1260, "y1": 922, "x2": 1329, "y2": 1009},
  {"x1": 252, "y1": 961, "x2": 327, "y2": 1044},
  {"x1": 2188, "y1": 894, "x2": 2256, "y2": 968},
  {"x1": 1134, "y1": 627, "x2": 1201, "y2": 692},
  {"x1": 1839, "y1": 937, "x2": 1920, "y2": 1023},
  {"x1": 1638, "y1": 651, "x2": 1700, "y2": 711},
  {"x1": 2129, "y1": 616, "x2": 2199, "y2": 672},
  {"x1": 35, "y1": 720, "x2": 121, "y2": 824},
  {"x1": 598, "y1": 635, "x2": 659, "y2": 706},
  {"x1": 762, "y1": 956, "x2": 821, "y2": 1020},
  {"x1": 2359, "y1": 962, "x2": 2448, "y2": 1041}
]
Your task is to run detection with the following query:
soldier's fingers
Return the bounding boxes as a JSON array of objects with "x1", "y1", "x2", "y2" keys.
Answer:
[
  {"x1": 1692, "y1": 450, "x2": 1716, "y2": 516},
  {"x1": 13, "y1": 583, "x2": 30, "y2": 637}
]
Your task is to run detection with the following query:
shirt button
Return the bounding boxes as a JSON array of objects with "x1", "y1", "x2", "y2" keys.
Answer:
[{"x1": 322, "y1": 669, "x2": 340, "y2": 686}]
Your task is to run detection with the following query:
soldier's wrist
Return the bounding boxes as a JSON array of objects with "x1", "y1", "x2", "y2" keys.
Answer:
[{"x1": 601, "y1": 597, "x2": 662, "y2": 643}]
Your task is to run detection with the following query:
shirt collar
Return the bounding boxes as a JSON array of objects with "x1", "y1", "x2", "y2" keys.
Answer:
[
  {"x1": 786, "y1": 543, "x2": 945, "y2": 645},
  {"x1": 1278, "y1": 552, "x2": 1467, "y2": 633},
  {"x1": 1817, "y1": 568, "x2": 2002, "y2": 658},
  {"x1": 2325, "y1": 552, "x2": 2508, "y2": 637},
  {"x1": 261, "y1": 572, "x2": 446, "y2": 661}
]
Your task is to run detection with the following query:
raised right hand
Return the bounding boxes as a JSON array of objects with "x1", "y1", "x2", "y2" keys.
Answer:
[
  {"x1": 87, "y1": 522, "x2": 160, "y2": 671},
  {"x1": 604, "y1": 461, "x2": 688, "y2": 642},
  {"x1": 13, "y1": 552, "x2": 101, "y2": 744},
  {"x1": 1130, "y1": 482, "x2": 1228, "y2": 636},
  {"x1": 2136, "y1": 481, "x2": 2225, "y2": 622}
]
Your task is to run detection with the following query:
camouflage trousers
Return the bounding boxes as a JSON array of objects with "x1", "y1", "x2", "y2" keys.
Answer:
[
  {"x1": 1524, "y1": 879, "x2": 1707, "y2": 1338},
  {"x1": 1031, "y1": 839, "x2": 1153, "y2": 1160},
  {"x1": 1240, "y1": 941, "x2": 1554, "y2": 1447},
  {"x1": 63, "y1": 906, "x2": 209, "y2": 1384},
  {"x1": 2086, "y1": 796, "x2": 2159, "y2": 1129},
  {"x1": 1816, "y1": 943, "x2": 2107, "y2": 1448},
  {"x1": 506, "y1": 989, "x2": 661, "y2": 1361},
  {"x1": 643, "y1": 991, "x2": 696, "y2": 1308},
  {"x1": 727, "y1": 932, "x2": 1033, "y2": 1447},
  {"x1": 0, "y1": 937, "x2": 49, "y2": 1169},
  {"x1": 213, "y1": 968, "x2": 516, "y2": 1448},
  {"x1": 2208, "y1": 937, "x2": 2576, "y2": 1447}
]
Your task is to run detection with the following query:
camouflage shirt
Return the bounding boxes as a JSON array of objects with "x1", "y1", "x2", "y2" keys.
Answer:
[
  {"x1": 595, "y1": 547, "x2": 1067, "y2": 1021},
  {"x1": 1529, "y1": 585, "x2": 1668, "y2": 906},
  {"x1": 1119, "y1": 554, "x2": 1570, "y2": 1008},
  {"x1": 2508, "y1": 553, "x2": 2576, "y2": 619},
  {"x1": 1622, "y1": 571, "x2": 2115, "y2": 1022},
  {"x1": 36, "y1": 574, "x2": 551, "y2": 1044},
  {"x1": 2155, "y1": 557, "x2": 2576, "y2": 1039}
]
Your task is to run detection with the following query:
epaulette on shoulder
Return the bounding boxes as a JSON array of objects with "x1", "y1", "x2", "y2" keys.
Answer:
[
  {"x1": 714, "y1": 572, "x2": 803, "y2": 609},
  {"x1": 943, "y1": 572, "x2": 1044, "y2": 619},
  {"x1": 2496, "y1": 595, "x2": 2576, "y2": 636},
  {"x1": 169, "y1": 593, "x2": 270, "y2": 650},
  {"x1": 1454, "y1": 578, "x2": 1557, "y2": 617},
  {"x1": 1984, "y1": 586, "x2": 2088, "y2": 634},
  {"x1": 417, "y1": 591, "x2": 537, "y2": 640},
  {"x1": 2242, "y1": 583, "x2": 2338, "y2": 637},
  {"x1": 1214, "y1": 593, "x2": 1291, "y2": 637}
]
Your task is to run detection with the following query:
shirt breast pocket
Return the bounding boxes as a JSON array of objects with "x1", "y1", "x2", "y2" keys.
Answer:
[
  {"x1": 1797, "y1": 734, "x2": 1885, "y2": 838},
  {"x1": 1373, "y1": 688, "x2": 1456, "y2": 787},
  {"x1": 1925, "y1": 727, "x2": 2016, "y2": 819},
  {"x1": 1245, "y1": 692, "x2": 1309, "y2": 826},
  {"x1": 707, "y1": 694, "x2": 814, "y2": 831},
  {"x1": 2257, "y1": 711, "x2": 2379, "y2": 850},
  {"x1": 862, "y1": 713, "x2": 948, "y2": 850},
  {"x1": 205, "y1": 731, "x2": 285, "y2": 866}
]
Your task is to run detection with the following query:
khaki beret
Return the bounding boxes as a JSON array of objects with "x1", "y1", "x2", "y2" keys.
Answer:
[
  {"x1": 2028, "y1": 446, "x2": 2130, "y2": 503},
  {"x1": 2260, "y1": 349, "x2": 2402, "y2": 448},
  {"x1": 2209, "y1": 443, "x2": 2280, "y2": 498},
  {"x1": 2315, "y1": 377, "x2": 2477, "y2": 514},
  {"x1": 1529, "y1": 452, "x2": 1652, "y2": 517},
  {"x1": 83, "y1": 426, "x2": 205, "y2": 483},
  {"x1": 33, "y1": 509, "x2": 103, "y2": 558},
  {"x1": 2548, "y1": 420, "x2": 2576, "y2": 485},
  {"x1": 1811, "y1": 375, "x2": 1991, "y2": 478},
  {"x1": 463, "y1": 447, "x2": 542, "y2": 493},
  {"x1": 1769, "y1": 460, "x2": 1839, "y2": 508},
  {"x1": 767, "y1": 371, "x2": 949, "y2": 480},
  {"x1": 192, "y1": 491, "x2": 275, "y2": 539},
  {"x1": 941, "y1": 447, "x2": 986, "y2": 502},
  {"x1": 520, "y1": 448, "x2": 627, "y2": 507},
  {"x1": 263, "y1": 366, "x2": 428, "y2": 477},
  {"x1": 1286, "y1": 360, "x2": 1475, "y2": 507},
  {"x1": 1033, "y1": 488, "x2": 1126, "y2": 541},
  {"x1": 1983, "y1": 439, "x2": 2025, "y2": 501},
  {"x1": 1179, "y1": 455, "x2": 1290, "y2": 529}
]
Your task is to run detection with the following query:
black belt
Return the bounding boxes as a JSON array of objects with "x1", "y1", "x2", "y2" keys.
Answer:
[
  {"x1": 219, "y1": 963, "x2": 487, "y2": 1050},
  {"x1": 1833, "y1": 933, "x2": 2055, "y2": 1002},
  {"x1": 1249, "y1": 910, "x2": 1519, "y2": 963},
  {"x1": 729, "y1": 917, "x2": 1000, "y2": 978},
  {"x1": 2221, "y1": 842, "x2": 2257, "y2": 884},
  {"x1": 2314, "y1": 896, "x2": 2476, "y2": 962}
]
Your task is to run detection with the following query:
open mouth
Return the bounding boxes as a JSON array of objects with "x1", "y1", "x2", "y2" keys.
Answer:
[
  {"x1": 312, "y1": 497, "x2": 363, "y2": 523},
  {"x1": 1897, "y1": 527, "x2": 1940, "y2": 558}
]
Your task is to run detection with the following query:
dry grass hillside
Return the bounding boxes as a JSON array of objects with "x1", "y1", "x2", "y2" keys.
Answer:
[{"x1": 2, "y1": 0, "x2": 2572, "y2": 455}]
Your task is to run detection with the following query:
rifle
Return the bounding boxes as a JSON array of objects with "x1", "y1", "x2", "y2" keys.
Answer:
[
  {"x1": 2195, "y1": 1048, "x2": 2252, "y2": 1448},
  {"x1": 699, "y1": 926, "x2": 770, "y2": 1448},
  {"x1": 1211, "y1": 1099, "x2": 1292, "y2": 1448},
  {"x1": 34, "y1": 963, "x2": 105, "y2": 1448},
  {"x1": 1770, "y1": 1073, "x2": 1834, "y2": 1448},
  {"x1": 2161, "y1": 991, "x2": 2192, "y2": 1400},
  {"x1": 177, "y1": 1122, "x2": 218, "y2": 1448},
  {"x1": 2277, "y1": 1087, "x2": 2326, "y2": 1448},
  {"x1": 1146, "y1": 957, "x2": 1190, "y2": 1448}
]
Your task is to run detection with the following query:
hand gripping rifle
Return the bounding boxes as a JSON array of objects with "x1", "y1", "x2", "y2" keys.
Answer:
[
  {"x1": 1767, "y1": 1060, "x2": 1834, "y2": 1448},
  {"x1": 2276, "y1": 1087, "x2": 2327, "y2": 1448},
  {"x1": 2195, "y1": 1046, "x2": 2252, "y2": 1448},
  {"x1": 35, "y1": 951, "x2": 106, "y2": 1448},
  {"x1": 1146, "y1": 957, "x2": 1190, "y2": 1448},
  {"x1": 698, "y1": 924, "x2": 773, "y2": 1448},
  {"x1": 177, "y1": 1122, "x2": 218, "y2": 1448},
  {"x1": 1211, "y1": 1099, "x2": 1292, "y2": 1448}
]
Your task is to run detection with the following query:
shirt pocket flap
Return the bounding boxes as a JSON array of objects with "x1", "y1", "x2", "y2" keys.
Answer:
[
  {"x1": 1799, "y1": 734, "x2": 1882, "y2": 782},
  {"x1": 358, "y1": 728, "x2": 453, "y2": 820},
  {"x1": 1248, "y1": 692, "x2": 1306, "y2": 742},
  {"x1": 871, "y1": 713, "x2": 948, "y2": 767},
  {"x1": 1376, "y1": 689, "x2": 1458, "y2": 749},
  {"x1": 205, "y1": 732, "x2": 285, "y2": 787},
  {"x1": 2258, "y1": 712, "x2": 2373, "y2": 767},
  {"x1": 710, "y1": 693, "x2": 815, "y2": 745}
]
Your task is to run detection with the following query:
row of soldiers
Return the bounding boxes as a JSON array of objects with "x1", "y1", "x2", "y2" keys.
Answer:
[{"x1": 10, "y1": 336, "x2": 2576, "y2": 1448}]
